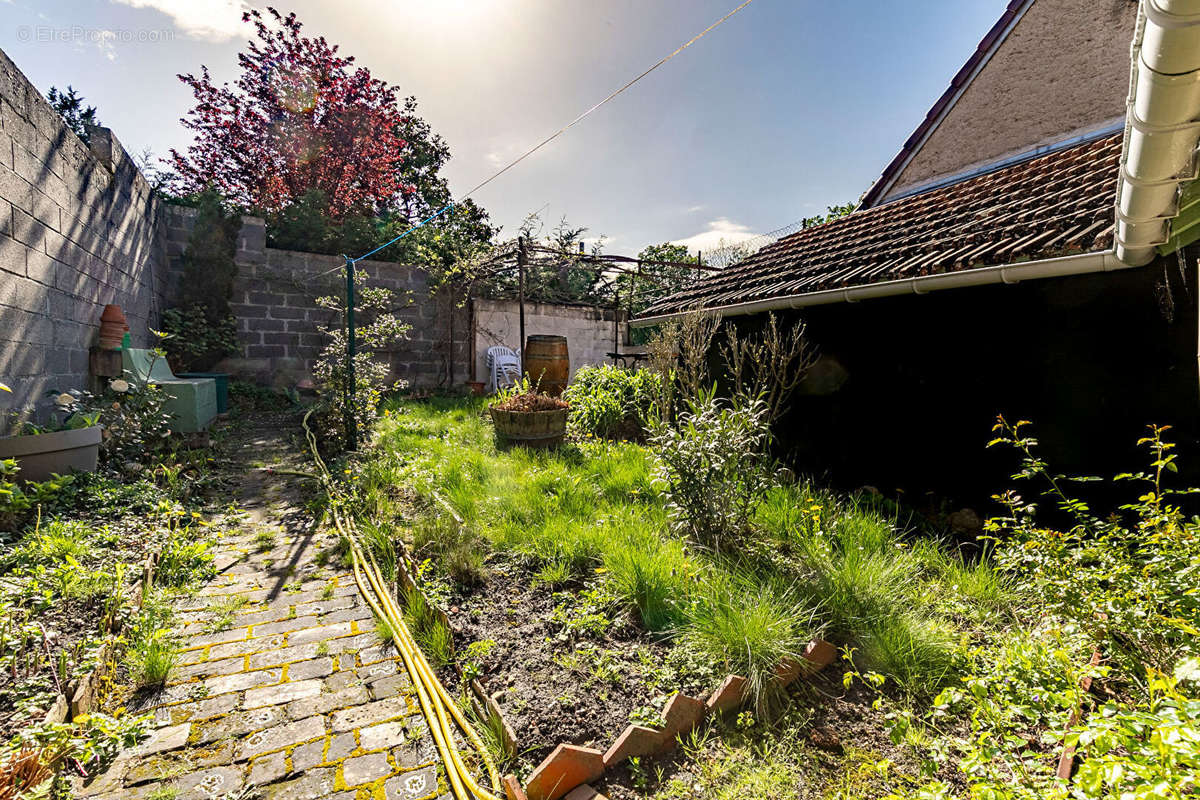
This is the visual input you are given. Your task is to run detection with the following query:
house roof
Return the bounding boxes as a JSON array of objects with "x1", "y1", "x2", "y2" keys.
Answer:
[
  {"x1": 639, "y1": 132, "x2": 1120, "y2": 319},
  {"x1": 860, "y1": 0, "x2": 1031, "y2": 208}
]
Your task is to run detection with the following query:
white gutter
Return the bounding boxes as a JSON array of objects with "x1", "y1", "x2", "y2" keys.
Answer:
[
  {"x1": 1115, "y1": 0, "x2": 1200, "y2": 266},
  {"x1": 631, "y1": 250, "x2": 1127, "y2": 327}
]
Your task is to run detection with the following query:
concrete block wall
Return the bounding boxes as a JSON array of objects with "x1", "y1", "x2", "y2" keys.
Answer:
[
  {"x1": 164, "y1": 209, "x2": 469, "y2": 389},
  {"x1": 0, "y1": 47, "x2": 168, "y2": 415},
  {"x1": 472, "y1": 297, "x2": 628, "y2": 384}
]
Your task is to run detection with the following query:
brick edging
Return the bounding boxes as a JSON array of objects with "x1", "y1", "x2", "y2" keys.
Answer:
[{"x1": 508, "y1": 638, "x2": 839, "y2": 800}]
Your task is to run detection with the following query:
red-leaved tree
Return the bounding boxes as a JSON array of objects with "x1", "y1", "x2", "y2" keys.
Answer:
[{"x1": 170, "y1": 7, "x2": 412, "y2": 219}]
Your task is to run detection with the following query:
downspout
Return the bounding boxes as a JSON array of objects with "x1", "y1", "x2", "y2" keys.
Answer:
[
  {"x1": 1115, "y1": 0, "x2": 1200, "y2": 266},
  {"x1": 631, "y1": 250, "x2": 1126, "y2": 327}
]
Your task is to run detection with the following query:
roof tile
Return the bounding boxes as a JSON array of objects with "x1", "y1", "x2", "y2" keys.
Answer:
[{"x1": 640, "y1": 133, "x2": 1122, "y2": 318}]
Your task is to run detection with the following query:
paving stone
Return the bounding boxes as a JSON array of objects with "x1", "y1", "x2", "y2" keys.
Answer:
[
  {"x1": 173, "y1": 655, "x2": 246, "y2": 682},
  {"x1": 392, "y1": 734, "x2": 437, "y2": 770},
  {"x1": 368, "y1": 673, "x2": 413, "y2": 700},
  {"x1": 252, "y1": 615, "x2": 320, "y2": 637},
  {"x1": 208, "y1": 633, "x2": 286, "y2": 660},
  {"x1": 123, "y1": 753, "x2": 182, "y2": 786},
  {"x1": 248, "y1": 750, "x2": 290, "y2": 785},
  {"x1": 184, "y1": 627, "x2": 252, "y2": 648},
  {"x1": 205, "y1": 666, "x2": 282, "y2": 696},
  {"x1": 358, "y1": 643, "x2": 397, "y2": 665},
  {"x1": 243, "y1": 677, "x2": 323, "y2": 709},
  {"x1": 331, "y1": 696, "x2": 410, "y2": 732},
  {"x1": 359, "y1": 720, "x2": 408, "y2": 751},
  {"x1": 358, "y1": 660, "x2": 399, "y2": 680},
  {"x1": 295, "y1": 596, "x2": 354, "y2": 617},
  {"x1": 290, "y1": 737, "x2": 328, "y2": 771},
  {"x1": 385, "y1": 765, "x2": 439, "y2": 800},
  {"x1": 288, "y1": 657, "x2": 334, "y2": 680},
  {"x1": 131, "y1": 723, "x2": 190, "y2": 757},
  {"x1": 325, "y1": 670, "x2": 361, "y2": 692},
  {"x1": 237, "y1": 715, "x2": 326, "y2": 761},
  {"x1": 193, "y1": 705, "x2": 288, "y2": 745},
  {"x1": 320, "y1": 606, "x2": 375, "y2": 625},
  {"x1": 248, "y1": 640, "x2": 323, "y2": 670},
  {"x1": 327, "y1": 730, "x2": 358, "y2": 761},
  {"x1": 174, "y1": 765, "x2": 245, "y2": 800},
  {"x1": 154, "y1": 692, "x2": 240, "y2": 726},
  {"x1": 263, "y1": 766, "x2": 335, "y2": 800},
  {"x1": 287, "y1": 621, "x2": 353, "y2": 646},
  {"x1": 286, "y1": 684, "x2": 370, "y2": 719},
  {"x1": 183, "y1": 739, "x2": 237, "y2": 769},
  {"x1": 342, "y1": 751, "x2": 391, "y2": 786}
]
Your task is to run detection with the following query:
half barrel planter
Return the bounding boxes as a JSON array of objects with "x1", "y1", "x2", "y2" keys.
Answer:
[
  {"x1": 489, "y1": 406, "x2": 568, "y2": 450},
  {"x1": 0, "y1": 426, "x2": 103, "y2": 481}
]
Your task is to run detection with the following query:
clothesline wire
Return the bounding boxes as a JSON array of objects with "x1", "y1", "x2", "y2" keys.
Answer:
[{"x1": 325, "y1": 0, "x2": 758, "y2": 271}]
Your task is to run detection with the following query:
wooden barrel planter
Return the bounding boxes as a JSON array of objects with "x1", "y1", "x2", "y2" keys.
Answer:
[
  {"x1": 489, "y1": 406, "x2": 568, "y2": 450},
  {"x1": 524, "y1": 335, "x2": 569, "y2": 397}
]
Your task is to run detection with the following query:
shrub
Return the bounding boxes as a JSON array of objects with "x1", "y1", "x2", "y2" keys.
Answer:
[
  {"x1": 987, "y1": 418, "x2": 1200, "y2": 673},
  {"x1": 313, "y1": 276, "x2": 412, "y2": 449},
  {"x1": 562, "y1": 364, "x2": 662, "y2": 440},
  {"x1": 159, "y1": 304, "x2": 239, "y2": 374},
  {"x1": 648, "y1": 390, "x2": 775, "y2": 552}
]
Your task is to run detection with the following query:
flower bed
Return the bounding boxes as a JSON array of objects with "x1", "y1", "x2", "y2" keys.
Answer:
[{"x1": 344, "y1": 397, "x2": 1004, "y2": 796}]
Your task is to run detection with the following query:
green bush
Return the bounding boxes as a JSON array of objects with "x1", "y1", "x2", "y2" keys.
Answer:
[
  {"x1": 160, "y1": 304, "x2": 239, "y2": 374},
  {"x1": 987, "y1": 418, "x2": 1200, "y2": 673},
  {"x1": 648, "y1": 390, "x2": 775, "y2": 552},
  {"x1": 562, "y1": 365, "x2": 662, "y2": 440}
]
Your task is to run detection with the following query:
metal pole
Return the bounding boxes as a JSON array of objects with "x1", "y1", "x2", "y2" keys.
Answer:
[
  {"x1": 344, "y1": 256, "x2": 358, "y2": 451},
  {"x1": 613, "y1": 285, "x2": 620, "y2": 362},
  {"x1": 517, "y1": 236, "x2": 527, "y2": 371}
]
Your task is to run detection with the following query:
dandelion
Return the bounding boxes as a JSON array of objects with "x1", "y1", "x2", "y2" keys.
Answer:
[{"x1": 110, "y1": 379, "x2": 130, "y2": 393}]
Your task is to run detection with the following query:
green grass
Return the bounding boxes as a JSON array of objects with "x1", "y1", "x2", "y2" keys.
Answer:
[
  {"x1": 205, "y1": 594, "x2": 251, "y2": 633},
  {"x1": 253, "y1": 529, "x2": 277, "y2": 552},
  {"x1": 128, "y1": 598, "x2": 178, "y2": 687},
  {"x1": 364, "y1": 397, "x2": 996, "y2": 702}
]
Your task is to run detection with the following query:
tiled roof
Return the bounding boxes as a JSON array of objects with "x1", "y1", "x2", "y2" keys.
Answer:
[{"x1": 640, "y1": 133, "x2": 1120, "y2": 318}]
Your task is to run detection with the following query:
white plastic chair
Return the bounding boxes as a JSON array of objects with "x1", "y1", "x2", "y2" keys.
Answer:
[{"x1": 486, "y1": 346, "x2": 522, "y2": 393}]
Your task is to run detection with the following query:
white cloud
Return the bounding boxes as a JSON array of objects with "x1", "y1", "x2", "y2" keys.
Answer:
[
  {"x1": 96, "y1": 30, "x2": 118, "y2": 61},
  {"x1": 110, "y1": 0, "x2": 250, "y2": 42},
  {"x1": 671, "y1": 217, "x2": 759, "y2": 253}
]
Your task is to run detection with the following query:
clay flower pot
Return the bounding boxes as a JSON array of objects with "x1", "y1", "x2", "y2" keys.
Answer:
[{"x1": 98, "y1": 304, "x2": 128, "y2": 350}]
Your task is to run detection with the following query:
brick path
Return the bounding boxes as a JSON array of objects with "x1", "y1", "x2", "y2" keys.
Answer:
[{"x1": 84, "y1": 415, "x2": 445, "y2": 800}]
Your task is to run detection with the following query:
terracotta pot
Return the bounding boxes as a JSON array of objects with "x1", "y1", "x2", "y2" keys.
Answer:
[
  {"x1": 467, "y1": 381, "x2": 486, "y2": 396},
  {"x1": 0, "y1": 426, "x2": 102, "y2": 482},
  {"x1": 489, "y1": 407, "x2": 567, "y2": 449},
  {"x1": 523, "y1": 335, "x2": 569, "y2": 397},
  {"x1": 98, "y1": 304, "x2": 127, "y2": 350}
]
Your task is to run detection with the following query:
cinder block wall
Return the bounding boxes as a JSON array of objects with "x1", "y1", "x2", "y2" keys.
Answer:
[
  {"x1": 473, "y1": 297, "x2": 628, "y2": 383},
  {"x1": 0, "y1": 48, "x2": 168, "y2": 415},
  {"x1": 164, "y1": 209, "x2": 469, "y2": 390}
]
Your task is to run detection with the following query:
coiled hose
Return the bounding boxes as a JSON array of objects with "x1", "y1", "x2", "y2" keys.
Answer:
[{"x1": 303, "y1": 410, "x2": 502, "y2": 800}]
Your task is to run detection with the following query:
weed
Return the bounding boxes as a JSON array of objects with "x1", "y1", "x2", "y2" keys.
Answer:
[
  {"x1": 205, "y1": 594, "x2": 250, "y2": 633},
  {"x1": 532, "y1": 560, "x2": 571, "y2": 589},
  {"x1": 320, "y1": 581, "x2": 336, "y2": 600},
  {"x1": 374, "y1": 614, "x2": 395, "y2": 646},
  {"x1": 253, "y1": 529, "x2": 277, "y2": 552}
]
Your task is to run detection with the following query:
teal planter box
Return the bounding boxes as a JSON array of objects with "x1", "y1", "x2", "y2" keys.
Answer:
[
  {"x1": 121, "y1": 350, "x2": 217, "y2": 433},
  {"x1": 178, "y1": 372, "x2": 230, "y2": 413}
]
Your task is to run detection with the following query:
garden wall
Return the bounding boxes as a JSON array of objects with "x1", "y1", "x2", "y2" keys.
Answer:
[
  {"x1": 0, "y1": 47, "x2": 169, "y2": 415},
  {"x1": 471, "y1": 297, "x2": 628, "y2": 383},
  {"x1": 163, "y1": 208, "x2": 469, "y2": 390}
]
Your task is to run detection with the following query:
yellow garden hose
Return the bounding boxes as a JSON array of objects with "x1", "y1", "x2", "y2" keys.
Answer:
[{"x1": 303, "y1": 411, "x2": 502, "y2": 800}]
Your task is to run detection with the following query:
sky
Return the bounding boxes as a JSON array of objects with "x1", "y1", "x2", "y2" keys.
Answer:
[{"x1": 0, "y1": 0, "x2": 1008, "y2": 256}]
